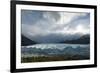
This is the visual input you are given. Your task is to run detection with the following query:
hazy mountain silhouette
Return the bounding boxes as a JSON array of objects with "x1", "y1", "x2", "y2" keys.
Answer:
[
  {"x1": 21, "y1": 34, "x2": 90, "y2": 45},
  {"x1": 21, "y1": 35, "x2": 37, "y2": 46},
  {"x1": 61, "y1": 34, "x2": 90, "y2": 44}
]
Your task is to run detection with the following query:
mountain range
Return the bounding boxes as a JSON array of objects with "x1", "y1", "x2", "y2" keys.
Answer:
[
  {"x1": 21, "y1": 35, "x2": 37, "y2": 46},
  {"x1": 61, "y1": 34, "x2": 90, "y2": 44},
  {"x1": 21, "y1": 34, "x2": 90, "y2": 46}
]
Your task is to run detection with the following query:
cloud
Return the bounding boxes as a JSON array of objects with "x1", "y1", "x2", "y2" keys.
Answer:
[{"x1": 21, "y1": 10, "x2": 90, "y2": 43}]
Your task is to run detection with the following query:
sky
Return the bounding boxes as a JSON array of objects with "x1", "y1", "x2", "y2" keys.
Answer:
[{"x1": 21, "y1": 10, "x2": 90, "y2": 43}]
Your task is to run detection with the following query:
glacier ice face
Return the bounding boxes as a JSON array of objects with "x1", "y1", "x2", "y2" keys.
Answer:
[{"x1": 21, "y1": 44, "x2": 90, "y2": 59}]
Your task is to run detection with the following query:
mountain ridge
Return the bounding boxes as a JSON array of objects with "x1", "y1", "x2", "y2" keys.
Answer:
[
  {"x1": 21, "y1": 35, "x2": 37, "y2": 46},
  {"x1": 61, "y1": 34, "x2": 90, "y2": 44},
  {"x1": 21, "y1": 34, "x2": 90, "y2": 45}
]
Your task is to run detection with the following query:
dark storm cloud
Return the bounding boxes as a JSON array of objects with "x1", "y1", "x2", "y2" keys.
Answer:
[{"x1": 21, "y1": 10, "x2": 90, "y2": 43}]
